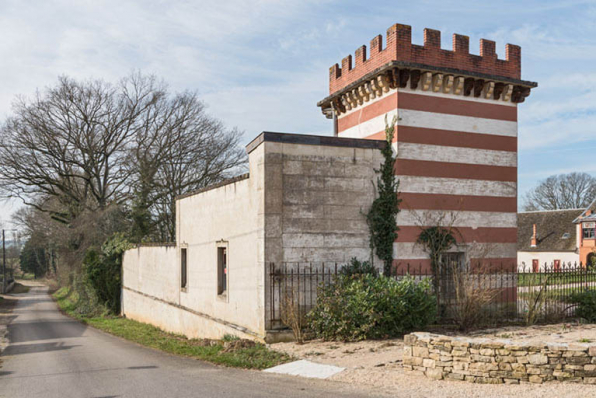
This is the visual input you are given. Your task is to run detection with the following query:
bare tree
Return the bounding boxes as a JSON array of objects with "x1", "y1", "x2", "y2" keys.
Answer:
[
  {"x1": 0, "y1": 73, "x2": 247, "y2": 244},
  {"x1": 0, "y1": 74, "x2": 161, "y2": 219},
  {"x1": 127, "y1": 91, "x2": 246, "y2": 242},
  {"x1": 523, "y1": 172, "x2": 596, "y2": 211}
]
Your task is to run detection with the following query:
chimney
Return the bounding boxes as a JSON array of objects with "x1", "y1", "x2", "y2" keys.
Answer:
[{"x1": 531, "y1": 224, "x2": 537, "y2": 248}]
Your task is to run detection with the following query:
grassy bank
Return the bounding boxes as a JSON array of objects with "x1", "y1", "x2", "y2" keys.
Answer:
[{"x1": 53, "y1": 287, "x2": 291, "y2": 369}]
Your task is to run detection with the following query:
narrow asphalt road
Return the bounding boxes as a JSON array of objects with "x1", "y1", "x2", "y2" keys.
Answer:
[{"x1": 0, "y1": 284, "x2": 379, "y2": 398}]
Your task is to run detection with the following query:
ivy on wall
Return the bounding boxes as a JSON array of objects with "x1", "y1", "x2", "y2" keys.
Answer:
[{"x1": 367, "y1": 115, "x2": 400, "y2": 276}]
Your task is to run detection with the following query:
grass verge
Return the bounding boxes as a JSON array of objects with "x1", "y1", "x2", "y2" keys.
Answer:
[{"x1": 53, "y1": 287, "x2": 291, "y2": 369}]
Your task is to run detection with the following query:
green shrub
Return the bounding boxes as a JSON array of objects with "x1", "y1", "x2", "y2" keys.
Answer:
[
  {"x1": 339, "y1": 258, "x2": 378, "y2": 278},
  {"x1": 84, "y1": 232, "x2": 132, "y2": 314},
  {"x1": 571, "y1": 290, "x2": 596, "y2": 322},
  {"x1": 307, "y1": 274, "x2": 436, "y2": 341}
]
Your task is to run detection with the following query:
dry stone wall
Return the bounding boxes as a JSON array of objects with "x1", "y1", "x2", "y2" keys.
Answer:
[{"x1": 403, "y1": 332, "x2": 596, "y2": 384}]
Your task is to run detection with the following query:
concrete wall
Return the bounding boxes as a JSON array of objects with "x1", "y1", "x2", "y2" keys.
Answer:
[
  {"x1": 517, "y1": 251, "x2": 580, "y2": 271},
  {"x1": 122, "y1": 145, "x2": 266, "y2": 340},
  {"x1": 122, "y1": 245, "x2": 259, "y2": 340},
  {"x1": 262, "y1": 141, "x2": 384, "y2": 267}
]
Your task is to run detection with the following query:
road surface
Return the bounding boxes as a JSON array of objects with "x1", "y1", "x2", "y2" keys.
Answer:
[{"x1": 0, "y1": 284, "x2": 378, "y2": 398}]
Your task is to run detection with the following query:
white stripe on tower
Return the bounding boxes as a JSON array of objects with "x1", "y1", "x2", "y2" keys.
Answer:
[
  {"x1": 398, "y1": 176, "x2": 516, "y2": 197},
  {"x1": 340, "y1": 110, "x2": 517, "y2": 139},
  {"x1": 396, "y1": 143, "x2": 517, "y2": 167}
]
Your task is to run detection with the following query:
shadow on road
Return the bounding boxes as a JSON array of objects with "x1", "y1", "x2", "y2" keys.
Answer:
[
  {"x1": 3, "y1": 341, "x2": 80, "y2": 356},
  {"x1": 8, "y1": 318, "x2": 87, "y2": 343}
]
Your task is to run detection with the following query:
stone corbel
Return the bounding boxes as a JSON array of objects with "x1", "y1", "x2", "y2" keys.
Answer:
[
  {"x1": 377, "y1": 75, "x2": 390, "y2": 94},
  {"x1": 421, "y1": 72, "x2": 433, "y2": 91},
  {"x1": 398, "y1": 69, "x2": 410, "y2": 88},
  {"x1": 358, "y1": 85, "x2": 369, "y2": 102},
  {"x1": 341, "y1": 95, "x2": 352, "y2": 111},
  {"x1": 442, "y1": 75, "x2": 454, "y2": 94},
  {"x1": 463, "y1": 78, "x2": 475, "y2": 96},
  {"x1": 352, "y1": 89, "x2": 363, "y2": 106},
  {"x1": 364, "y1": 81, "x2": 376, "y2": 100},
  {"x1": 432, "y1": 74, "x2": 443, "y2": 92},
  {"x1": 410, "y1": 70, "x2": 421, "y2": 90},
  {"x1": 453, "y1": 77, "x2": 464, "y2": 95},
  {"x1": 473, "y1": 79, "x2": 485, "y2": 98},
  {"x1": 483, "y1": 81, "x2": 495, "y2": 99},
  {"x1": 493, "y1": 83, "x2": 505, "y2": 100},
  {"x1": 502, "y1": 84, "x2": 513, "y2": 102}
]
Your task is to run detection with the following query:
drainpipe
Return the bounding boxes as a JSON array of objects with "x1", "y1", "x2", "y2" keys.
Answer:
[{"x1": 333, "y1": 111, "x2": 338, "y2": 137}]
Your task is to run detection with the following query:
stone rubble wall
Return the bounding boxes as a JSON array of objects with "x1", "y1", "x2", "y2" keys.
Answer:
[{"x1": 403, "y1": 332, "x2": 596, "y2": 384}]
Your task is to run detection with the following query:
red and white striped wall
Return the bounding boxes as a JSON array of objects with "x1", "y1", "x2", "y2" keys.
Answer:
[{"x1": 337, "y1": 84, "x2": 518, "y2": 272}]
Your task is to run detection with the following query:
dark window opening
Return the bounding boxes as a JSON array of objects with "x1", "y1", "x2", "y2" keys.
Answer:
[
  {"x1": 440, "y1": 252, "x2": 466, "y2": 271},
  {"x1": 217, "y1": 247, "x2": 227, "y2": 295},
  {"x1": 583, "y1": 228, "x2": 595, "y2": 239},
  {"x1": 181, "y1": 248, "x2": 187, "y2": 289}
]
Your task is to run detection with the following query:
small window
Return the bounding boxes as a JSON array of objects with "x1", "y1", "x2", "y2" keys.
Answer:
[
  {"x1": 217, "y1": 247, "x2": 227, "y2": 295},
  {"x1": 562, "y1": 233, "x2": 570, "y2": 239},
  {"x1": 583, "y1": 228, "x2": 595, "y2": 239},
  {"x1": 181, "y1": 248, "x2": 187, "y2": 289}
]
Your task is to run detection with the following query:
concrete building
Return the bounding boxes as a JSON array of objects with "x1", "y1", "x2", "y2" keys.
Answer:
[
  {"x1": 122, "y1": 23, "x2": 536, "y2": 341},
  {"x1": 123, "y1": 133, "x2": 385, "y2": 341},
  {"x1": 318, "y1": 23, "x2": 536, "y2": 271}
]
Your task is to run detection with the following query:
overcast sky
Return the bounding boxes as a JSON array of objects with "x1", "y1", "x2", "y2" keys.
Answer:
[{"x1": 1, "y1": 0, "x2": 595, "y2": 225}]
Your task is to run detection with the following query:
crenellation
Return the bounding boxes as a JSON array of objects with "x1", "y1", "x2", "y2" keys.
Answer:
[{"x1": 328, "y1": 23, "x2": 526, "y2": 95}]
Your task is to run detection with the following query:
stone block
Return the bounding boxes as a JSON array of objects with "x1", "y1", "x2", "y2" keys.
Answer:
[
  {"x1": 498, "y1": 363, "x2": 512, "y2": 371},
  {"x1": 479, "y1": 348, "x2": 495, "y2": 356},
  {"x1": 470, "y1": 355, "x2": 493, "y2": 363},
  {"x1": 529, "y1": 375, "x2": 543, "y2": 384},
  {"x1": 504, "y1": 378, "x2": 520, "y2": 384},
  {"x1": 584, "y1": 377, "x2": 596, "y2": 384},
  {"x1": 425, "y1": 368, "x2": 444, "y2": 380},
  {"x1": 423, "y1": 359, "x2": 436, "y2": 369},
  {"x1": 553, "y1": 370, "x2": 573, "y2": 378},
  {"x1": 452, "y1": 349, "x2": 468, "y2": 357},
  {"x1": 403, "y1": 346, "x2": 412, "y2": 357},
  {"x1": 528, "y1": 354, "x2": 548, "y2": 365},
  {"x1": 404, "y1": 333, "x2": 418, "y2": 345},
  {"x1": 567, "y1": 356, "x2": 591, "y2": 365},
  {"x1": 446, "y1": 373, "x2": 465, "y2": 381},
  {"x1": 413, "y1": 346, "x2": 429, "y2": 358}
]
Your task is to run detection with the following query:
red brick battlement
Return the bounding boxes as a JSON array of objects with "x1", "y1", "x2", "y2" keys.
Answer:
[{"x1": 329, "y1": 24, "x2": 521, "y2": 95}]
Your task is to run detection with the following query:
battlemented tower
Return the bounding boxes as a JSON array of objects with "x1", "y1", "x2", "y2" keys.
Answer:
[{"x1": 318, "y1": 23, "x2": 537, "y2": 271}]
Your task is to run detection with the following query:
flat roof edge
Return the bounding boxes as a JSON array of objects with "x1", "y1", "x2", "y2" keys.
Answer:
[
  {"x1": 176, "y1": 173, "x2": 250, "y2": 201},
  {"x1": 246, "y1": 131, "x2": 386, "y2": 154}
]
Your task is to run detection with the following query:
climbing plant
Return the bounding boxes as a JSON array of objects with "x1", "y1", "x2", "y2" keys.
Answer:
[
  {"x1": 416, "y1": 226, "x2": 457, "y2": 296},
  {"x1": 367, "y1": 115, "x2": 400, "y2": 276}
]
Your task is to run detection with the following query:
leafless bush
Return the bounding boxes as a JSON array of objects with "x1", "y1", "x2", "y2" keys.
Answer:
[
  {"x1": 280, "y1": 287, "x2": 307, "y2": 344},
  {"x1": 449, "y1": 265, "x2": 499, "y2": 331},
  {"x1": 522, "y1": 276, "x2": 564, "y2": 325}
]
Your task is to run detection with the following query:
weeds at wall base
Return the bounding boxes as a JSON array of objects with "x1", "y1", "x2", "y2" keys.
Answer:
[{"x1": 53, "y1": 288, "x2": 291, "y2": 369}]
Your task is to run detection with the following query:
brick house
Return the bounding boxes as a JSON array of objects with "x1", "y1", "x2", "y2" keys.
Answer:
[{"x1": 517, "y1": 209, "x2": 582, "y2": 271}]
